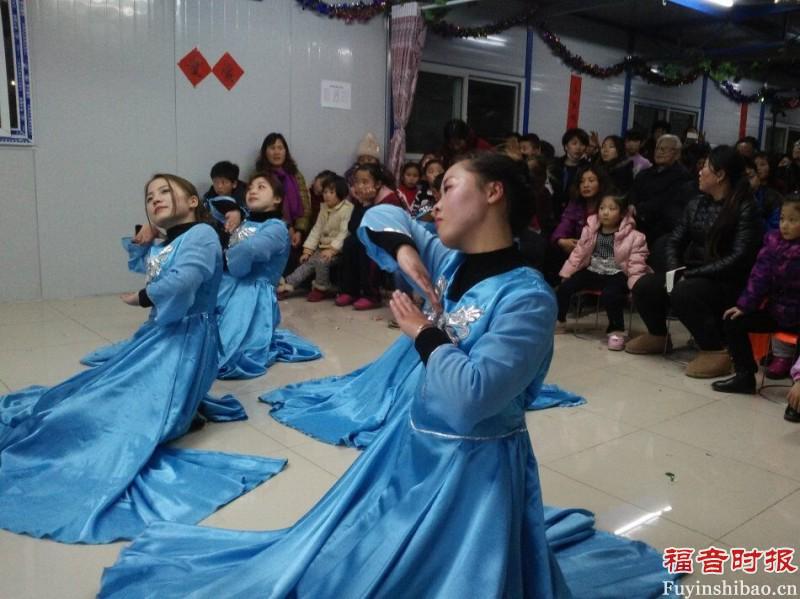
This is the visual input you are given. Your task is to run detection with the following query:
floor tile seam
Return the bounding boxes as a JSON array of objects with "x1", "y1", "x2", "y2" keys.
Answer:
[
  {"x1": 543, "y1": 459, "x2": 765, "y2": 542},
  {"x1": 715, "y1": 487, "x2": 800, "y2": 541},
  {"x1": 291, "y1": 443, "x2": 358, "y2": 479},
  {"x1": 535, "y1": 424, "x2": 644, "y2": 465},
  {"x1": 644, "y1": 429, "x2": 800, "y2": 485}
]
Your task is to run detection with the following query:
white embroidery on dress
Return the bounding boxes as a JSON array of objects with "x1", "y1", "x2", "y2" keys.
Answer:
[
  {"x1": 145, "y1": 244, "x2": 175, "y2": 283},
  {"x1": 229, "y1": 225, "x2": 258, "y2": 247},
  {"x1": 424, "y1": 275, "x2": 484, "y2": 344}
]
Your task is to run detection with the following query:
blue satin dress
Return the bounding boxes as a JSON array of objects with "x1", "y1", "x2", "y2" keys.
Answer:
[
  {"x1": 216, "y1": 216, "x2": 321, "y2": 380},
  {"x1": 98, "y1": 209, "x2": 675, "y2": 598},
  {"x1": 0, "y1": 224, "x2": 285, "y2": 544}
]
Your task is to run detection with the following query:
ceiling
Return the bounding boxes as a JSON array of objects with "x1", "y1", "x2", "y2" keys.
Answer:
[{"x1": 436, "y1": 0, "x2": 800, "y2": 89}]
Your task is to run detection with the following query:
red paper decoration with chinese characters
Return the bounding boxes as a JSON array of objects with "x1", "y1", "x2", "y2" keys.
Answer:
[
  {"x1": 212, "y1": 52, "x2": 245, "y2": 91},
  {"x1": 177, "y1": 48, "x2": 211, "y2": 87},
  {"x1": 567, "y1": 74, "x2": 582, "y2": 129}
]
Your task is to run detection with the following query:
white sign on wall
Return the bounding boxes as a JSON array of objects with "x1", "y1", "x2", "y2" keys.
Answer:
[{"x1": 321, "y1": 80, "x2": 352, "y2": 110}]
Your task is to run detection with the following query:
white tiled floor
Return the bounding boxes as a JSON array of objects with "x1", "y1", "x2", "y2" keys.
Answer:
[{"x1": 1, "y1": 295, "x2": 799, "y2": 597}]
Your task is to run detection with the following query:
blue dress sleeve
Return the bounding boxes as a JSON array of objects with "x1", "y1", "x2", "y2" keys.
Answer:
[
  {"x1": 146, "y1": 225, "x2": 220, "y2": 325},
  {"x1": 357, "y1": 204, "x2": 453, "y2": 282},
  {"x1": 423, "y1": 281, "x2": 557, "y2": 434},
  {"x1": 225, "y1": 221, "x2": 289, "y2": 279},
  {"x1": 122, "y1": 237, "x2": 151, "y2": 274}
]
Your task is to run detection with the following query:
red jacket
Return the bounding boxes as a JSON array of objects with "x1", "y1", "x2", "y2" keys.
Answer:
[{"x1": 559, "y1": 210, "x2": 652, "y2": 289}]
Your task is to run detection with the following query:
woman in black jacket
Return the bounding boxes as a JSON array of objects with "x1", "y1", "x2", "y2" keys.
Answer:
[{"x1": 626, "y1": 146, "x2": 762, "y2": 378}]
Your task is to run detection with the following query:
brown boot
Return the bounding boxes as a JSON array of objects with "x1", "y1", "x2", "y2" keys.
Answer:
[
  {"x1": 624, "y1": 333, "x2": 672, "y2": 355},
  {"x1": 685, "y1": 350, "x2": 733, "y2": 378}
]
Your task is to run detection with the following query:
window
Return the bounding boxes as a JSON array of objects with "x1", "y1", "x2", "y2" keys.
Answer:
[
  {"x1": 0, "y1": 0, "x2": 32, "y2": 144},
  {"x1": 406, "y1": 64, "x2": 521, "y2": 155},
  {"x1": 632, "y1": 103, "x2": 697, "y2": 138}
]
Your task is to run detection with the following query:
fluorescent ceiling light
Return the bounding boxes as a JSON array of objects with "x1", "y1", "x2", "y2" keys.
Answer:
[{"x1": 705, "y1": 0, "x2": 734, "y2": 6}]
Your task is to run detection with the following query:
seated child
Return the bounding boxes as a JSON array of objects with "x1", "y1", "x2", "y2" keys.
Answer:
[
  {"x1": 279, "y1": 175, "x2": 353, "y2": 302},
  {"x1": 411, "y1": 159, "x2": 444, "y2": 221},
  {"x1": 787, "y1": 356, "x2": 800, "y2": 422},
  {"x1": 556, "y1": 194, "x2": 651, "y2": 348},
  {"x1": 336, "y1": 163, "x2": 405, "y2": 310},
  {"x1": 714, "y1": 195, "x2": 800, "y2": 402},
  {"x1": 398, "y1": 162, "x2": 421, "y2": 208},
  {"x1": 204, "y1": 160, "x2": 248, "y2": 235}
]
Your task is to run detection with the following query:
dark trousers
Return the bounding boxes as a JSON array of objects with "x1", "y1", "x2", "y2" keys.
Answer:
[
  {"x1": 723, "y1": 311, "x2": 799, "y2": 374},
  {"x1": 339, "y1": 234, "x2": 381, "y2": 299},
  {"x1": 556, "y1": 269, "x2": 628, "y2": 332},
  {"x1": 632, "y1": 273, "x2": 739, "y2": 350}
]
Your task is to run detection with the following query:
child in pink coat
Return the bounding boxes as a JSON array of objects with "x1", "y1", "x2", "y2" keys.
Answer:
[{"x1": 556, "y1": 194, "x2": 651, "y2": 348}]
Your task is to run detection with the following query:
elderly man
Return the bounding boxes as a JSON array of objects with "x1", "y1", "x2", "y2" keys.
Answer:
[{"x1": 628, "y1": 134, "x2": 693, "y2": 271}]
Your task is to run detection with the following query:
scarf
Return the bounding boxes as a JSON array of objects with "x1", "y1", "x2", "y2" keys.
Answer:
[{"x1": 273, "y1": 168, "x2": 304, "y2": 224}]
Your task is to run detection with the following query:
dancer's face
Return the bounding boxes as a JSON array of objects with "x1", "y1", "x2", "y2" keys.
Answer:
[{"x1": 433, "y1": 163, "x2": 500, "y2": 249}]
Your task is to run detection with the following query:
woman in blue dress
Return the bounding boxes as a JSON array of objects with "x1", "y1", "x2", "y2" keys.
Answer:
[
  {"x1": 216, "y1": 172, "x2": 321, "y2": 380},
  {"x1": 99, "y1": 156, "x2": 673, "y2": 598},
  {"x1": 0, "y1": 174, "x2": 285, "y2": 544}
]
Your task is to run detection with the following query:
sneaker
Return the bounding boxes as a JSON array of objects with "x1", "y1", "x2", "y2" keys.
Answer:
[
  {"x1": 353, "y1": 296, "x2": 381, "y2": 311},
  {"x1": 306, "y1": 288, "x2": 333, "y2": 302},
  {"x1": 335, "y1": 293, "x2": 356, "y2": 307},
  {"x1": 607, "y1": 332, "x2": 626, "y2": 351},
  {"x1": 784, "y1": 405, "x2": 800, "y2": 423},
  {"x1": 766, "y1": 356, "x2": 793, "y2": 380}
]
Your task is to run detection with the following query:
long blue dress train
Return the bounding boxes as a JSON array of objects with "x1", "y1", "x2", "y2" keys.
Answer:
[
  {"x1": 262, "y1": 332, "x2": 584, "y2": 448},
  {"x1": 98, "y1": 208, "x2": 675, "y2": 597},
  {"x1": 0, "y1": 224, "x2": 285, "y2": 544},
  {"x1": 216, "y1": 215, "x2": 321, "y2": 380}
]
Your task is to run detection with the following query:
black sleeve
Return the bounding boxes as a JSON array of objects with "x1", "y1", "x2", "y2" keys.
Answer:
[
  {"x1": 138, "y1": 288, "x2": 153, "y2": 308},
  {"x1": 664, "y1": 198, "x2": 695, "y2": 271},
  {"x1": 414, "y1": 326, "x2": 452, "y2": 365},
  {"x1": 684, "y1": 198, "x2": 761, "y2": 280},
  {"x1": 365, "y1": 230, "x2": 417, "y2": 258}
]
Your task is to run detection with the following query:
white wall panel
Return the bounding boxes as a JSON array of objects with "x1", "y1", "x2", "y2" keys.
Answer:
[
  {"x1": 421, "y1": 6, "x2": 525, "y2": 77},
  {"x1": 3, "y1": 0, "x2": 388, "y2": 301},
  {"x1": 0, "y1": 148, "x2": 40, "y2": 301},
  {"x1": 703, "y1": 82, "x2": 749, "y2": 147},
  {"x1": 28, "y1": 0, "x2": 177, "y2": 299},
  {"x1": 530, "y1": 27, "x2": 627, "y2": 146},
  {"x1": 289, "y1": 4, "x2": 387, "y2": 180},
  {"x1": 175, "y1": 0, "x2": 293, "y2": 187}
]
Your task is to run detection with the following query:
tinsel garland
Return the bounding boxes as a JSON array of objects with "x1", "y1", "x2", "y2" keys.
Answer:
[
  {"x1": 294, "y1": 0, "x2": 800, "y2": 107},
  {"x1": 295, "y1": 0, "x2": 395, "y2": 23}
]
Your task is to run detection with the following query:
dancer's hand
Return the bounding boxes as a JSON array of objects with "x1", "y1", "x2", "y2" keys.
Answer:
[
  {"x1": 224, "y1": 210, "x2": 242, "y2": 233},
  {"x1": 389, "y1": 290, "x2": 431, "y2": 339},
  {"x1": 320, "y1": 249, "x2": 337, "y2": 262},
  {"x1": 396, "y1": 245, "x2": 441, "y2": 315},
  {"x1": 133, "y1": 223, "x2": 158, "y2": 245},
  {"x1": 120, "y1": 292, "x2": 140, "y2": 306}
]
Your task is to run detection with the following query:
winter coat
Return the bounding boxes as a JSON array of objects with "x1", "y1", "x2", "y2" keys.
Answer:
[
  {"x1": 628, "y1": 162, "x2": 693, "y2": 241},
  {"x1": 736, "y1": 230, "x2": 800, "y2": 328},
  {"x1": 559, "y1": 211, "x2": 652, "y2": 289},
  {"x1": 665, "y1": 193, "x2": 762, "y2": 289},
  {"x1": 551, "y1": 197, "x2": 594, "y2": 245},
  {"x1": 303, "y1": 199, "x2": 354, "y2": 252}
]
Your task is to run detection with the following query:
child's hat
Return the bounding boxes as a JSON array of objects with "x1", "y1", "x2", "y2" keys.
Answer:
[{"x1": 356, "y1": 133, "x2": 381, "y2": 160}]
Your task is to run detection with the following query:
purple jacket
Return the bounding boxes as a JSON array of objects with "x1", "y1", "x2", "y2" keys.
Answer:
[
  {"x1": 737, "y1": 230, "x2": 800, "y2": 328},
  {"x1": 551, "y1": 198, "x2": 593, "y2": 244}
]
